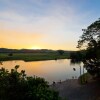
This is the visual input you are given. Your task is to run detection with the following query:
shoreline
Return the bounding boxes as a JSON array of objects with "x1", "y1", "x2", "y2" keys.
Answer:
[
  {"x1": 50, "y1": 79, "x2": 100, "y2": 100},
  {"x1": 0, "y1": 58, "x2": 69, "y2": 62}
]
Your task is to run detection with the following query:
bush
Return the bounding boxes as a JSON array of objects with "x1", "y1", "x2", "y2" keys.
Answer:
[{"x1": 0, "y1": 66, "x2": 62, "y2": 100}]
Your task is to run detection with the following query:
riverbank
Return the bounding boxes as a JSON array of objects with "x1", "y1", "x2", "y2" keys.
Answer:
[
  {"x1": 0, "y1": 52, "x2": 70, "y2": 61},
  {"x1": 50, "y1": 79, "x2": 100, "y2": 100}
]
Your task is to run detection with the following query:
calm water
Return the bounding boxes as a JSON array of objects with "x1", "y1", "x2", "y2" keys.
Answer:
[{"x1": 0, "y1": 59, "x2": 86, "y2": 84}]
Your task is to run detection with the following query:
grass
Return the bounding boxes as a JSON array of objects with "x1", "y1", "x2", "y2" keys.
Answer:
[
  {"x1": 0, "y1": 52, "x2": 70, "y2": 61},
  {"x1": 78, "y1": 73, "x2": 92, "y2": 85}
]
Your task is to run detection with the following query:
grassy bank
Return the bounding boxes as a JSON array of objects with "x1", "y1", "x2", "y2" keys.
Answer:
[
  {"x1": 0, "y1": 52, "x2": 70, "y2": 61},
  {"x1": 78, "y1": 73, "x2": 92, "y2": 84}
]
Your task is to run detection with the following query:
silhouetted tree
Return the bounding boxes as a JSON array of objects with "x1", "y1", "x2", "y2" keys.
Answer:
[
  {"x1": 70, "y1": 51, "x2": 83, "y2": 63},
  {"x1": 77, "y1": 18, "x2": 100, "y2": 77}
]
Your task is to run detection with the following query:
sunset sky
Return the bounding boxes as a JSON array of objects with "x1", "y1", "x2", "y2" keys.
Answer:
[{"x1": 0, "y1": 0, "x2": 100, "y2": 50}]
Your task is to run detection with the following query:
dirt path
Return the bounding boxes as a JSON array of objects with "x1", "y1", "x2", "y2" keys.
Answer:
[{"x1": 50, "y1": 79, "x2": 100, "y2": 100}]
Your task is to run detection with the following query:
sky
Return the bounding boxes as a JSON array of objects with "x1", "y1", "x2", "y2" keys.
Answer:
[{"x1": 0, "y1": 0, "x2": 100, "y2": 50}]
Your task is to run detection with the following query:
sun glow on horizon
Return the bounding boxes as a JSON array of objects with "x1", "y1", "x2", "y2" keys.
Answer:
[
  {"x1": 30, "y1": 46, "x2": 41, "y2": 50},
  {"x1": 0, "y1": 0, "x2": 99, "y2": 51}
]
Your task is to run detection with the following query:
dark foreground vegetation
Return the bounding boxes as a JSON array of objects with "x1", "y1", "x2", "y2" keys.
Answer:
[
  {"x1": 0, "y1": 49, "x2": 71, "y2": 61},
  {"x1": 0, "y1": 66, "x2": 62, "y2": 100}
]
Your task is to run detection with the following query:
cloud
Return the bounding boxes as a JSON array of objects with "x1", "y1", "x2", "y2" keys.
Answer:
[
  {"x1": 0, "y1": 11, "x2": 26, "y2": 22},
  {"x1": 0, "y1": 0, "x2": 97, "y2": 50},
  {"x1": 0, "y1": 0, "x2": 88, "y2": 34}
]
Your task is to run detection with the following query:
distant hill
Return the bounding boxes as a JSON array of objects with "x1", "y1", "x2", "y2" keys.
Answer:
[
  {"x1": 0, "y1": 48, "x2": 53, "y2": 53},
  {"x1": 0, "y1": 48, "x2": 73, "y2": 53}
]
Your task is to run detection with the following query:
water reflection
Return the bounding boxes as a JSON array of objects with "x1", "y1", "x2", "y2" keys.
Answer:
[
  {"x1": 0, "y1": 59, "x2": 86, "y2": 84},
  {"x1": 70, "y1": 59, "x2": 87, "y2": 79},
  {"x1": 70, "y1": 59, "x2": 81, "y2": 65}
]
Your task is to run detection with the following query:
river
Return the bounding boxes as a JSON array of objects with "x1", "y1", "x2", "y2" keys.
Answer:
[{"x1": 0, "y1": 59, "x2": 86, "y2": 84}]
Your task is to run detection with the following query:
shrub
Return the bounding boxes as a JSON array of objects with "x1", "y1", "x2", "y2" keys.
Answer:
[{"x1": 0, "y1": 66, "x2": 62, "y2": 100}]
